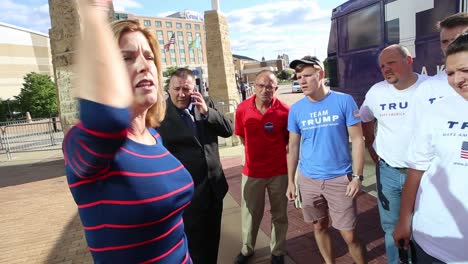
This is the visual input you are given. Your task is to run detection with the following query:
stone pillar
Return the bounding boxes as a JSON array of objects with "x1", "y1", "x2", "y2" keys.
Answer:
[
  {"x1": 48, "y1": 1, "x2": 115, "y2": 131},
  {"x1": 48, "y1": 0, "x2": 81, "y2": 131},
  {"x1": 204, "y1": 10, "x2": 239, "y2": 106},
  {"x1": 204, "y1": 8, "x2": 240, "y2": 146}
]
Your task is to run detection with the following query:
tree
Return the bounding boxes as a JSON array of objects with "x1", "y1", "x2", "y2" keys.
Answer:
[
  {"x1": 277, "y1": 69, "x2": 294, "y2": 80},
  {"x1": 0, "y1": 99, "x2": 21, "y2": 122},
  {"x1": 15, "y1": 72, "x2": 58, "y2": 118}
]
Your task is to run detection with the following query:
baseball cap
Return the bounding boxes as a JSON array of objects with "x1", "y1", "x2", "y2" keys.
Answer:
[{"x1": 289, "y1": 55, "x2": 324, "y2": 70}]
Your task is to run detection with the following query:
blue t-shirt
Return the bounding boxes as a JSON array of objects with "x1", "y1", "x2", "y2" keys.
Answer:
[{"x1": 288, "y1": 91, "x2": 360, "y2": 179}]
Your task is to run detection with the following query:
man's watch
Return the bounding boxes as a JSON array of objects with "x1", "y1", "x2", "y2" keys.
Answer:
[{"x1": 352, "y1": 174, "x2": 364, "y2": 181}]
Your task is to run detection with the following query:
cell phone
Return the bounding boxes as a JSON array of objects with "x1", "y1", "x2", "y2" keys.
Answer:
[{"x1": 191, "y1": 88, "x2": 198, "y2": 103}]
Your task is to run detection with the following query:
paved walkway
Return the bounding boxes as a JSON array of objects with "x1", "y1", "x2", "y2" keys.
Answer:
[
  {"x1": 219, "y1": 147, "x2": 386, "y2": 264},
  {"x1": 0, "y1": 146, "x2": 385, "y2": 264}
]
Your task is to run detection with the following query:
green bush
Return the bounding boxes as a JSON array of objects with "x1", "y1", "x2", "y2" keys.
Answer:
[{"x1": 15, "y1": 72, "x2": 58, "y2": 118}]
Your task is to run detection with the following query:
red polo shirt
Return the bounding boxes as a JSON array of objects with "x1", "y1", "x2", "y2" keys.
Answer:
[{"x1": 235, "y1": 95, "x2": 289, "y2": 178}]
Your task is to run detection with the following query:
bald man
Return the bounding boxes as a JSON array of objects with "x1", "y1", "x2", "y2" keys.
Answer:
[
  {"x1": 359, "y1": 44, "x2": 428, "y2": 264},
  {"x1": 234, "y1": 70, "x2": 290, "y2": 264}
]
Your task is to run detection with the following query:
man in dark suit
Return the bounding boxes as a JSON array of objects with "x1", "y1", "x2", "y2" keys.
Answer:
[{"x1": 158, "y1": 68, "x2": 234, "y2": 264}]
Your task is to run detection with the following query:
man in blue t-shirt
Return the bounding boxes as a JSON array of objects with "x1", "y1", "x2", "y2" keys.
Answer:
[{"x1": 286, "y1": 56, "x2": 367, "y2": 264}]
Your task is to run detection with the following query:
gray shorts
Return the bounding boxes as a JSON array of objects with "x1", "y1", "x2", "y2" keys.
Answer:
[{"x1": 298, "y1": 172, "x2": 357, "y2": 230}]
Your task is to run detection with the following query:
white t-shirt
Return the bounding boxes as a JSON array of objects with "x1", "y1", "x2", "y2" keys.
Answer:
[
  {"x1": 407, "y1": 95, "x2": 468, "y2": 263},
  {"x1": 413, "y1": 71, "x2": 456, "y2": 105},
  {"x1": 405, "y1": 72, "x2": 457, "y2": 167},
  {"x1": 359, "y1": 74, "x2": 428, "y2": 168}
]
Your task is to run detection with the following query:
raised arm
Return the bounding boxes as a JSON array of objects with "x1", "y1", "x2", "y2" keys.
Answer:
[
  {"x1": 76, "y1": 0, "x2": 132, "y2": 108},
  {"x1": 64, "y1": 1, "x2": 133, "y2": 180}
]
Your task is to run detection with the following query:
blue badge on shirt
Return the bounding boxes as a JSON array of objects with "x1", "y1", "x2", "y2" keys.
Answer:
[{"x1": 264, "y1": 122, "x2": 274, "y2": 132}]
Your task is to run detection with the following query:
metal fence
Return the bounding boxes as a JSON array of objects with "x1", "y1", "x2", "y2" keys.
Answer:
[
  {"x1": 0, "y1": 118, "x2": 64, "y2": 160},
  {"x1": 215, "y1": 99, "x2": 238, "y2": 116},
  {"x1": 245, "y1": 87, "x2": 254, "y2": 98}
]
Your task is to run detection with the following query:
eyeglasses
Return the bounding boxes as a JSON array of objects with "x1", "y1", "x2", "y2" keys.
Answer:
[{"x1": 255, "y1": 83, "x2": 277, "y2": 91}]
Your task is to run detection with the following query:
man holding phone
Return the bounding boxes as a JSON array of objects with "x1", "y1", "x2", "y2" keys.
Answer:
[{"x1": 158, "y1": 68, "x2": 234, "y2": 264}]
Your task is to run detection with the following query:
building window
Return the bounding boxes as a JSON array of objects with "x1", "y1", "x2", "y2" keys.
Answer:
[
  {"x1": 171, "y1": 58, "x2": 176, "y2": 63},
  {"x1": 156, "y1": 30, "x2": 164, "y2": 39},
  {"x1": 167, "y1": 31, "x2": 173, "y2": 39},
  {"x1": 166, "y1": 21, "x2": 172, "y2": 28},
  {"x1": 115, "y1": 13, "x2": 128, "y2": 20},
  {"x1": 190, "y1": 58, "x2": 195, "y2": 63},
  {"x1": 176, "y1": 22, "x2": 182, "y2": 29},
  {"x1": 155, "y1": 21, "x2": 162, "y2": 27},
  {"x1": 179, "y1": 49, "x2": 185, "y2": 54},
  {"x1": 143, "y1": 20, "x2": 151, "y2": 26},
  {"x1": 160, "y1": 51, "x2": 166, "y2": 59},
  {"x1": 195, "y1": 24, "x2": 200, "y2": 30},
  {"x1": 186, "y1": 23, "x2": 192, "y2": 29},
  {"x1": 187, "y1": 32, "x2": 193, "y2": 42},
  {"x1": 159, "y1": 40, "x2": 164, "y2": 45},
  {"x1": 180, "y1": 58, "x2": 186, "y2": 64},
  {"x1": 170, "y1": 49, "x2": 175, "y2": 54},
  {"x1": 162, "y1": 58, "x2": 167, "y2": 63},
  {"x1": 198, "y1": 50, "x2": 203, "y2": 62},
  {"x1": 195, "y1": 33, "x2": 202, "y2": 47}
]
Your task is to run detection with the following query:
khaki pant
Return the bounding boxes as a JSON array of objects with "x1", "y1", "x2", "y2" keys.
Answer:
[{"x1": 241, "y1": 174, "x2": 288, "y2": 256}]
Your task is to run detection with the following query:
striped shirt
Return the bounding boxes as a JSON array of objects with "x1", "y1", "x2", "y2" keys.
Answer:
[{"x1": 64, "y1": 99, "x2": 194, "y2": 263}]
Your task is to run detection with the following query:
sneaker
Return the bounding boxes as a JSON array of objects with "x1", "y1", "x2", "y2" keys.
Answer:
[
  {"x1": 234, "y1": 252, "x2": 253, "y2": 264},
  {"x1": 271, "y1": 255, "x2": 285, "y2": 264}
]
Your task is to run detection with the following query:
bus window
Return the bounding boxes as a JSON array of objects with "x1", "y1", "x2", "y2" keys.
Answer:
[
  {"x1": 386, "y1": 19, "x2": 399, "y2": 44},
  {"x1": 346, "y1": 3, "x2": 381, "y2": 51},
  {"x1": 328, "y1": 20, "x2": 338, "y2": 54},
  {"x1": 326, "y1": 57, "x2": 339, "y2": 87},
  {"x1": 416, "y1": 2, "x2": 458, "y2": 38}
]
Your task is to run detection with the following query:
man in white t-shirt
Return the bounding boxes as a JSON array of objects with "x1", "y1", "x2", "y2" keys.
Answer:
[
  {"x1": 359, "y1": 44, "x2": 428, "y2": 264},
  {"x1": 412, "y1": 13, "x2": 468, "y2": 106}
]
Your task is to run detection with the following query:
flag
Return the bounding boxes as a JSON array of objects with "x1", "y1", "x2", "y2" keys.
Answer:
[
  {"x1": 188, "y1": 36, "x2": 200, "y2": 49},
  {"x1": 461, "y1": 141, "x2": 468, "y2": 159},
  {"x1": 164, "y1": 33, "x2": 176, "y2": 52}
]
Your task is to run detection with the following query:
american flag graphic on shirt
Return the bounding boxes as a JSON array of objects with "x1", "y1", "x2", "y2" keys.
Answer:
[{"x1": 461, "y1": 141, "x2": 468, "y2": 159}]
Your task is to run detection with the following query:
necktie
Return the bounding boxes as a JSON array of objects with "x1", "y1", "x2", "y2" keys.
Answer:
[{"x1": 182, "y1": 109, "x2": 197, "y2": 135}]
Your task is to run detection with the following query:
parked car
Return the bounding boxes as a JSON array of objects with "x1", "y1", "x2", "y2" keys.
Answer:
[{"x1": 291, "y1": 81, "x2": 301, "y2": 93}]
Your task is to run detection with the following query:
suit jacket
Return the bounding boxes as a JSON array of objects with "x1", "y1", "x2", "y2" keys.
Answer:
[{"x1": 157, "y1": 97, "x2": 233, "y2": 209}]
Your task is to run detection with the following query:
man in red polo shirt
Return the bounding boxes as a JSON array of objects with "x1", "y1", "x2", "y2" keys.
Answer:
[{"x1": 234, "y1": 70, "x2": 290, "y2": 264}]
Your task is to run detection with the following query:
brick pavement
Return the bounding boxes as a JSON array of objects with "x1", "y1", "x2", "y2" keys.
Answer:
[
  {"x1": 221, "y1": 156, "x2": 386, "y2": 264},
  {"x1": 0, "y1": 151, "x2": 386, "y2": 264},
  {"x1": 0, "y1": 156, "x2": 92, "y2": 264}
]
